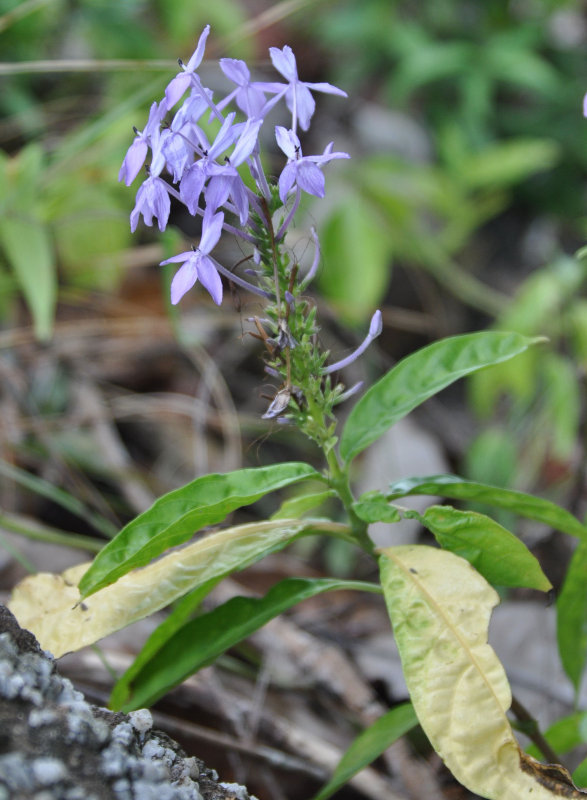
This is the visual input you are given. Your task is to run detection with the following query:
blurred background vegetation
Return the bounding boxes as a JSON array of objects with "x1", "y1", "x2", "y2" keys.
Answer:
[
  {"x1": 0, "y1": 0, "x2": 587, "y2": 552},
  {"x1": 1, "y1": 1, "x2": 586, "y2": 795},
  {"x1": 0, "y1": 0, "x2": 586, "y2": 557}
]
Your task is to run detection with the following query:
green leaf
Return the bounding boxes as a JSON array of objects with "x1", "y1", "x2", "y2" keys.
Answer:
[
  {"x1": 270, "y1": 489, "x2": 338, "y2": 520},
  {"x1": 109, "y1": 576, "x2": 221, "y2": 710},
  {"x1": 557, "y1": 541, "x2": 587, "y2": 694},
  {"x1": 0, "y1": 215, "x2": 56, "y2": 340},
  {"x1": 318, "y1": 196, "x2": 392, "y2": 324},
  {"x1": 386, "y1": 474, "x2": 587, "y2": 541},
  {"x1": 526, "y1": 711, "x2": 587, "y2": 760},
  {"x1": 352, "y1": 491, "x2": 402, "y2": 524},
  {"x1": 312, "y1": 703, "x2": 418, "y2": 800},
  {"x1": 573, "y1": 757, "x2": 587, "y2": 790},
  {"x1": 115, "y1": 577, "x2": 382, "y2": 711},
  {"x1": 340, "y1": 332, "x2": 543, "y2": 463},
  {"x1": 79, "y1": 462, "x2": 324, "y2": 597},
  {"x1": 414, "y1": 505, "x2": 552, "y2": 591}
]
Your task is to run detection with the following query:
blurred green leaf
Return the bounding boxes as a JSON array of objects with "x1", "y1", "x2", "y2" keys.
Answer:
[
  {"x1": 312, "y1": 703, "x2": 418, "y2": 800},
  {"x1": 0, "y1": 213, "x2": 56, "y2": 340},
  {"x1": 271, "y1": 489, "x2": 338, "y2": 520},
  {"x1": 557, "y1": 541, "x2": 587, "y2": 695},
  {"x1": 526, "y1": 711, "x2": 587, "y2": 760},
  {"x1": 319, "y1": 195, "x2": 392, "y2": 324},
  {"x1": 459, "y1": 140, "x2": 560, "y2": 190}
]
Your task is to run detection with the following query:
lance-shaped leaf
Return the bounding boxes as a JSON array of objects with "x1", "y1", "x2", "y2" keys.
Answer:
[
  {"x1": 8, "y1": 518, "x2": 348, "y2": 659},
  {"x1": 413, "y1": 505, "x2": 552, "y2": 591},
  {"x1": 557, "y1": 541, "x2": 587, "y2": 695},
  {"x1": 312, "y1": 703, "x2": 418, "y2": 800},
  {"x1": 114, "y1": 577, "x2": 382, "y2": 711},
  {"x1": 79, "y1": 462, "x2": 323, "y2": 597},
  {"x1": 386, "y1": 474, "x2": 587, "y2": 541},
  {"x1": 340, "y1": 332, "x2": 543, "y2": 463},
  {"x1": 379, "y1": 545, "x2": 586, "y2": 799}
]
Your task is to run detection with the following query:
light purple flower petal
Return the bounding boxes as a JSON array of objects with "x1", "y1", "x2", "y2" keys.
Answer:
[
  {"x1": 278, "y1": 162, "x2": 298, "y2": 203},
  {"x1": 295, "y1": 161, "x2": 325, "y2": 198},
  {"x1": 159, "y1": 250, "x2": 193, "y2": 266},
  {"x1": 230, "y1": 118, "x2": 262, "y2": 166},
  {"x1": 290, "y1": 84, "x2": 315, "y2": 131},
  {"x1": 130, "y1": 177, "x2": 170, "y2": 232},
  {"x1": 304, "y1": 81, "x2": 348, "y2": 98},
  {"x1": 220, "y1": 58, "x2": 250, "y2": 85},
  {"x1": 196, "y1": 255, "x2": 223, "y2": 305},
  {"x1": 165, "y1": 72, "x2": 193, "y2": 109},
  {"x1": 204, "y1": 174, "x2": 231, "y2": 214},
  {"x1": 170, "y1": 256, "x2": 199, "y2": 305},
  {"x1": 199, "y1": 211, "x2": 224, "y2": 254},
  {"x1": 269, "y1": 46, "x2": 298, "y2": 81},
  {"x1": 119, "y1": 138, "x2": 148, "y2": 186},
  {"x1": 179, "y1": 163, "x2": 206, "y2": 214},
  {"x1": 275, "y1": 126, "x2": 299, "y2": 159},
  {"x1": 185, "y1": 24, "x2": 210, "y2": 72}
]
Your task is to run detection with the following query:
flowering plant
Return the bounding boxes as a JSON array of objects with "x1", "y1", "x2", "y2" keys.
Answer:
[{"x1": 9, "y1": 26, "x2": 587, "y2": 800}]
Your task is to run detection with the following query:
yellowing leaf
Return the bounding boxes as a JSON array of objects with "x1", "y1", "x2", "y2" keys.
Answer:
[
  {"x1": 379, "y1": 545, "x2": 587, "y2": 799},
  {"x1": 9, "y1": 518, "x2": 347, "y2": 659}
]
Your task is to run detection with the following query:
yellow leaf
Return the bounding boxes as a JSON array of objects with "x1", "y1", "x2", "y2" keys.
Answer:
[
  {"x1": 379, "y1": 545, "x2": 587, "y2": 799},
  {"x1": 9, "y1": 518, "x2": 344, "y2": 658}
]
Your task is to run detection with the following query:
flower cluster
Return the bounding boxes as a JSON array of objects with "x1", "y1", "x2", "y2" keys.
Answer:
[
  {"x1": 119, "y1": 24, "x2": 349, "y2": 307},
  {"x1": 120, "y1": 25, "x2": 382, "y2": 442}
]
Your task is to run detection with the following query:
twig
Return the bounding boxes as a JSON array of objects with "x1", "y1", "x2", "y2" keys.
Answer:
[{"x1": 511, "y1": 695, "x2": 563, "y2": 766}]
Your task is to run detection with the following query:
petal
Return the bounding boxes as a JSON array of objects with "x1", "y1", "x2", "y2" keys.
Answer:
[
  {"x1": 278, "y1": 162, "x2": 297, "y2": 203},
  {"x1": 230, "y1": 118, "x2": 262, "y2": 166},
  {"x1": 295, "y1": 161, "x2": 325, "y2": 198},
  {"x1": 196, "y1": 255, "x2": 223, "y2": 305},
  {"x1": 204, "y1": 174, "x2": 231, "y2": 214},
  {"x1": 220, "y1": 58, "x2": 250, "y2": 86},
  {"x1": 119, "y1": 139, "x2": 148, "y2": 186},
  {"x1": 170, "y1": 258, "x2": 199, "y2": 305},
  {"x1": 208, "y1": 112, "x2": 238, "y2": 160},
  {"x1": 159, "y1": 250, "x2": 193, "y2": 266},
  {"x1": 269, "y1": 45, "x2": 298, "y2": 81},
  {"x1": 146, "y1": 177, "x2": 171, "y2": 231},
  {"x1": 304, "y1": 81, "x2": 348, "y2": 98},
  {"x1": 179, "y1": 164, "x2": 206, "y2": 215},
  {"x1": 292, "y1": 84, "x2": 315, "y2": 131},
  {"x1": 165, "y1": 73, "x2": 192, "y2": 109},
  {"x1": 275, "y1": 126, "x2": 299, "y2": 159},
  {"x1": 185, "y1": 24, "x2": 210, "y2": 72},
  {"x1": 199, "y1": 211, "x2": 224, "y2": 254}
]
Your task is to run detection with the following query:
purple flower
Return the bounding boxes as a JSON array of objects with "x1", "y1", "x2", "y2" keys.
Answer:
[
  {"x1": 204, "y1": 117, "x2": 263, "y2": 223},
  {"x1": 219, "y1": 59, "x2": 269, "y2": 118},
  {"x1": 165, "y1": 25, "x2": 210, "y2": 108},
  {"x1": 178, "y1": 112, "x2": 240, "y2": 214},
  {"x1": 118, "y1": 101, "x2": 167, "y2": 186},
  {"x1": 275, "y1": 127, "x2": 350, "y2": 203},
  {"x1": 269, "y1": 45, "x2": 347, "y2": 131},
  {"x1": 130, "y1": 176, "x2": 170, "y2": 232},
  {"x1": 160, "y1": 211, "x2": 225, "y2": 305}
]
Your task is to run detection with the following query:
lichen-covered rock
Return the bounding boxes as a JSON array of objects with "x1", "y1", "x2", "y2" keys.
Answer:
[{"x1": 0, "y1": 606, "x2": 255, "y2": 800}]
